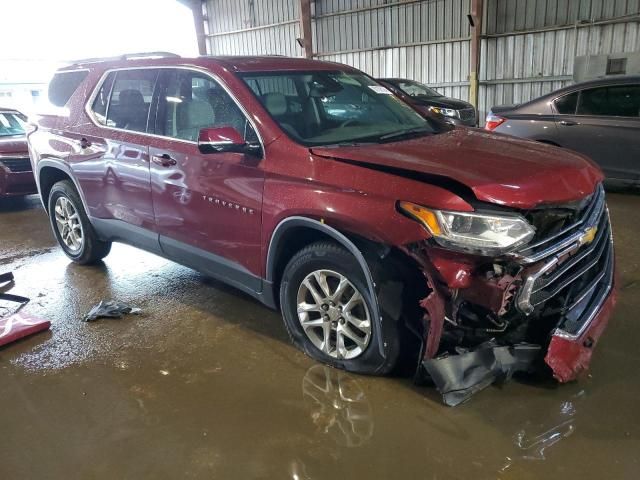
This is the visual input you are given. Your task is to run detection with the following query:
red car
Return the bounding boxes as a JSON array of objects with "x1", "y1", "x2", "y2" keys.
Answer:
[
  {"x1": 27, "y1": 54, "x2": 616, "y2": 403},
  {"x1": 0, "y1": 108, "x2": 38, "y2": 198}
]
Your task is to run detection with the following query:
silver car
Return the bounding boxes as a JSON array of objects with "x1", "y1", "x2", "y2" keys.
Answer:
[{"x1": 486, "y1": 76, "x2": 640, "y2": 187}]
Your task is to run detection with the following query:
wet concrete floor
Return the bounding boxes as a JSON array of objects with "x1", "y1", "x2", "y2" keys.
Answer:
[{"x1": 0, "y1": 193, "x2": 639, "y2": 479}]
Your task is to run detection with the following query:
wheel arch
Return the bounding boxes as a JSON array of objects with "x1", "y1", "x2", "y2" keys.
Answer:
[
  {"x1": 37, "y1": 160, "x2": 89, "y2": 214},
  {"x1": 266, "y1": 216, "x2": 386, "y2": 356}
]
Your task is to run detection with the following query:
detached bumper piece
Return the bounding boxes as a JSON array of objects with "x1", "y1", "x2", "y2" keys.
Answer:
[{"x1": 423, "y1": 342, "x2": 541, "y2": 407}]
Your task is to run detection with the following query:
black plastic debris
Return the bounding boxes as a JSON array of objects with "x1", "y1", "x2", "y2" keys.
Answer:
[
  {"x1": 0, "y1": 272, "x2": 30, "y2": 315},
  {"x1": 422, "y1": 341, "x2": 541, "y2": 407},
  {"x1": 84, "y1": 300, "x2": 141, "y2": 322}
]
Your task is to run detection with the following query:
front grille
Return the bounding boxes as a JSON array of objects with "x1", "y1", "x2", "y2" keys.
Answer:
[
  {"x1": 528, "y1": 210, "x2": 610, "y2": 308},
  {"x1": 0, "y1": 157, "x2": 32, "y2": 172},
  {"x1": 514, "y1": 184, "x2": 613, "y2": 338},
  {"x1": 458, "y1": 108, "x2": 476, "y2": 122},
  {"x1": 513, "y1": 184, "x2": 605, "y2": 265}
]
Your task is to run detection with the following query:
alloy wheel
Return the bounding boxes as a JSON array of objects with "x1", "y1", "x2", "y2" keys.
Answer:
[
  {"x1": 296, "y1": 269, "x2": 372, "y2": 360},
  {"x1": 54, "y1": 196, "x2": 84, "y2": 253}
]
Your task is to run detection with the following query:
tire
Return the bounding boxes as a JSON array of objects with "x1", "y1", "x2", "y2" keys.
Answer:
[
  {"x1": 279, "y1": 241, "x2": 401, "y2": 375},
  {"x1": 47, "y1": 180, "x2": 111, "y2": 264}
]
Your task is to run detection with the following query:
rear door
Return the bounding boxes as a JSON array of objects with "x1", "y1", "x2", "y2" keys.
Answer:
[
  {"x1": 71, "y1": 69, "x2": 160, "y2": 242},
  {"x1": 553, "y1": 84, "x2": 640, "y2": 182},
  {"x1": 147, "y1": 68, "x2": 265, "y2": 285}
]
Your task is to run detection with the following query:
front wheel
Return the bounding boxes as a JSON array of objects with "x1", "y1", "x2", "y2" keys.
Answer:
[
  {"x1": 280, "y1": 241, "x2": 401, "y2": 375},
  {"x1": 48, "y1": 180, "x2": 111, "y2": 264}
]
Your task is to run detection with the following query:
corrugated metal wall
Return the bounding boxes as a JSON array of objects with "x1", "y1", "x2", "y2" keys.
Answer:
[
  {"x1": 313, "y1": 0, "x2": 471, "y2": 100},
  {"x1": 204, "y1": 0, "x2": 640, "y2": 122},
  {"x1": 480, "y1": 0, "x2": 640, "y2": 120},
  {"x1": 205, "y1": 0, "x2": 471, "y2": 100},
  {"x1": 205, "y1": 0, "x2": 304, "y2": 56}
]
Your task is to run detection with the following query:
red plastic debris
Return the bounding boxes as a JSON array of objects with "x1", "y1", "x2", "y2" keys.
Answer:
[{"x1": 0, "y1": 312, "x2": 50, "y2": 347}]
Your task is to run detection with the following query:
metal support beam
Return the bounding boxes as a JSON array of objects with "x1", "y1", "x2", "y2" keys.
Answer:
[
  {"x1": 299, "y1": 0, "x2": 313, "y2": 59},
  {"x1": 469, "y1": 0, "x2": 483, "y2": 109},
  {"x1": 190, "y1": 0, "x2": 208, "y2": 55}
]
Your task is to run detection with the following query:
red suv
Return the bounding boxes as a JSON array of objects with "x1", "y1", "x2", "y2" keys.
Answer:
[{"x1": 27, "y1": 54, "x2": 616, "y2": 397}]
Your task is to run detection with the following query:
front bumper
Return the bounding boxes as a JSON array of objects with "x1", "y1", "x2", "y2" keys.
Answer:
[
  {"x1": 0, "y1": 166, "x2": 38, "y2": 197},
  {"x1": 545, "y1": 275, "x2": 617, "y2": 382},
  {"x1": 444, "y1": 116, "x2": 477, "y2": 127},
  {"x1": 412, "y1": 184, "x2": 617, "y2": 403}
]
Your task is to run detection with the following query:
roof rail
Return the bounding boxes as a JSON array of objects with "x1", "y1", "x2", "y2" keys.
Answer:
[{"x1": 71, "y1": 51, "x2": 181, "y2": 65}]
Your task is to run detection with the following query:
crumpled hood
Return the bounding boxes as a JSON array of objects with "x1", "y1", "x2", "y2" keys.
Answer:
[
  {"x1": 0, "y1": 135, "x2": 28, "y2": 155},
  {"x1": 311, "y1": 128, "x2": 603, "y2": 209}
]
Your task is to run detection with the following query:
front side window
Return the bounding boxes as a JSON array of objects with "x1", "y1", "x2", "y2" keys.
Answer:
[
  {"x1": 0, "y1": 111, "x2": 26, "y2": 137},
  {"x1": 576, "y1": 85, "x2": 640, "y2": 117},
  {"x1": 156, "y1": 70, "x2": 256, "y2": 142},
  {"x1": 554, "y1": 91, "x2": 579, "y2": 115},
  {"x1": 102, "y1": 70, "x2": 159, "y2": 132},
  {"x1": 241, "y1": 71, "x2": 437, "y2": 146}
]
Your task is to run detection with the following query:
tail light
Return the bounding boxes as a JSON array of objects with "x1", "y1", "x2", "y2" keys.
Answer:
[{"x1": 484, "y1": 113, "x2": 506, "y2": 131}]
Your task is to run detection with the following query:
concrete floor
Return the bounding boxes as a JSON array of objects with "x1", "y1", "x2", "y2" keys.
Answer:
[{"x1": 0, "y1": 193, "x2": 639, "y2": 480}]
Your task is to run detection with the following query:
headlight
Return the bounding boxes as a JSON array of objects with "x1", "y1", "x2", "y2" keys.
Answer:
[
  {"x1": 398, "y1": 202, "x2": 535, "y2": 254},
  {"x1": 428, "y1": 106, "x2": 457, "y2": 118}
]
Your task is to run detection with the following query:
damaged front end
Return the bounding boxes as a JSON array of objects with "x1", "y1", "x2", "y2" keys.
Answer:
[{"x1": 403, "y1": 184, "x2": 617, "y2": 406}]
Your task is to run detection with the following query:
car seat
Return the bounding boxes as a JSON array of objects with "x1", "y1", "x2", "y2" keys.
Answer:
[{"x1": 176, "y1": 100, "x2": 215, "y2": 141}]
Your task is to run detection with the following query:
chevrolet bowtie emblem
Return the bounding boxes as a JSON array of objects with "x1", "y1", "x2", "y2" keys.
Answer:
[{"x1": 580, "y1": 226, "x2": 598, "y2": 245}]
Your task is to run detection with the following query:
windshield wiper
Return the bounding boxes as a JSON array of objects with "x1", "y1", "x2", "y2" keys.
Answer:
[{"x1": 378, "y1": 126, "x2": 433, "y2": 142}]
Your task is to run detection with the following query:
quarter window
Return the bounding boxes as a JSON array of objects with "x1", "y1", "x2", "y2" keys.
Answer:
[
  {"x1": 554, "y1": 91, "x2": 578, "y2": 115},
  {"x1": 576, "y1": 85, "x2": 640, "y2": 117},
  {"x1": 156, "y1": 70, "x2": 256, "y2": 142},
  {"x1": 48, "y1": 70, "x2": 88, "y2": 107}
]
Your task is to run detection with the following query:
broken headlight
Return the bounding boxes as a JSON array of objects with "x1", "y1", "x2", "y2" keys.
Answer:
[{"x1": 399, "y1": 202, "x2": 535, "y2": 254}]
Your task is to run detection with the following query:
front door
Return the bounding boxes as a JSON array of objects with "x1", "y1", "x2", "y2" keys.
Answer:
[
  {"x1": 148, "y1": 68, "x2": 265, "y2": 286},
  {"x1": 553, "y1": 84, "x2": 640, "y2": 183}
]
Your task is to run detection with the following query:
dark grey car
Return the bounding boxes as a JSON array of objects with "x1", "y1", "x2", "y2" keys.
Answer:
[
  {"x1": 485, "y1": 76, "x2": 640, "y2": 187},
  {"x1": 379, "y1": 78, "x2": 477, "y2": 126}
]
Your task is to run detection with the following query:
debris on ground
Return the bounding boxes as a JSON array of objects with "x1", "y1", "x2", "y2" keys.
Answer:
[
  {"x1": 0, "y1": 272, "x2": 51, "y2": 347},
  {"x1": 422, "y1": 341, "x2": 541, "y2": 407},
  {"x1": 83, "y1": 300, "x2": 141, "y2": 322}
]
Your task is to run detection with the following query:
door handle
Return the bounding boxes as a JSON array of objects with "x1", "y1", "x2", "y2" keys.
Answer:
[
  {"x1": 79, "y1": 137, "x2": 92, "y2": 149},
  {"x1": 151, "y1": 153, "x2": 177, "y2": 167},
  {"x1": 559, "y1": 120, "x2": 577, "y2": 126}
]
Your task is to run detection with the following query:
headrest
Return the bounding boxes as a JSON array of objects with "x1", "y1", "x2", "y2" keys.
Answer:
[
  {"x1": 118, "y1": 89, "x2": 144, "y2": 106},
  {"x1": 179, "y1": 100, "x2": 214, "y2": 128},
  {"x1": 263, "y1": 92, "x2": 287, "y2": 116}
]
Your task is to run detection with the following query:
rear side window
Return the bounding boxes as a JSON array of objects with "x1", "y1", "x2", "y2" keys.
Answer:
[
  {"x1": 93, "y1": 70, "x2": 159, "y2": 132},
  {"x1": 107, "y1": 70, "x2": 159, "y2": 132},
  {"x1": 554, "y1": 91, "x2": 578, "y2": 114},
  {"x1": 48, "y1": 71, "x2": 88, "y2": 107},
  {"x1": 577, "y1": 85, "x2": 640, "y2": 117}
]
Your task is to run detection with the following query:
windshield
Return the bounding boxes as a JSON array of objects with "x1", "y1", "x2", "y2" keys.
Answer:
[
  {"x1": 241, "y1": 71, "x2": 438, "y2": 146},
  {"x1": 0, "y1": 111, "x2": 26, "y2": 137},
  {"x1": 394, "y1": 80, "x2": 443, "y2": 98}
]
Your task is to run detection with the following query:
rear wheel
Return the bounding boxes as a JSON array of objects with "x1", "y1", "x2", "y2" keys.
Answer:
[
  {"x1": 48, "y1": 180, "x2": 111, "y2": 264},
  {"x1": 280, "y1": 241, "x2": 401, "y2": 375}
]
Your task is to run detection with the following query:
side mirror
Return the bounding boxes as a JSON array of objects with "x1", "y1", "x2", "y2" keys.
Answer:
[{"x1": 197, "y1": 127, "x2": 261, "y2": 156}]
